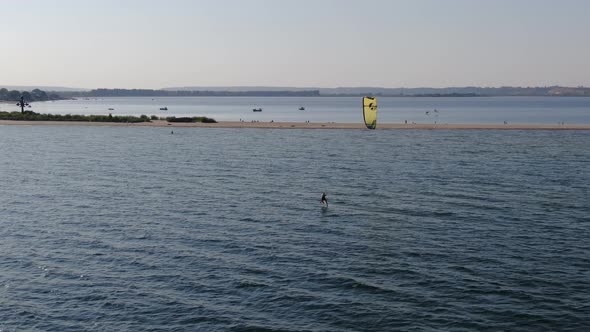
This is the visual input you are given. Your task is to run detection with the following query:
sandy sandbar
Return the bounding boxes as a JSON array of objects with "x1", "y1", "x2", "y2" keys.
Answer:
[{"x1": 0, "y1": 120, "x2": 588, "y2": 130}]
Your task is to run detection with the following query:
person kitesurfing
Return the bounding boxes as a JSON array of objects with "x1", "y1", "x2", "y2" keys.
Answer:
[{"x1": 320, "y1": 192, "x2": 328, "y2": 207}]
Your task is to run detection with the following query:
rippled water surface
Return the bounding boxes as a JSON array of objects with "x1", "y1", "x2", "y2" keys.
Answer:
[{"x1": 1, "y1": 126, "x2": 589, "y2": 331}]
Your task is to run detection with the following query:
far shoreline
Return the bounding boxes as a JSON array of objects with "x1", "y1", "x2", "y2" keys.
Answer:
[{"x1": 0, "y1": 120, "x2": 589, "y2": 130}]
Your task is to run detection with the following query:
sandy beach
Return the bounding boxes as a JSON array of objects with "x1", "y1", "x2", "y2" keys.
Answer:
[{"x1": 0, "y1": 119, "x2": 589, "y2": 130}]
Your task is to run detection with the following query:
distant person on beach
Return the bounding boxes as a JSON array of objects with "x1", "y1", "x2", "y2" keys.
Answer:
[{"x1": 320, "y1": 193, "x2": 328, "y2": 207}]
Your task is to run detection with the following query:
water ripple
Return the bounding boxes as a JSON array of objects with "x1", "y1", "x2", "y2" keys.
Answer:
[{"x1": 0, "y1": 127, "x2": 588, "y2": 331}]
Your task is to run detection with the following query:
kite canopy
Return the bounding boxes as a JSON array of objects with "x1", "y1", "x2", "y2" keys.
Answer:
[{"x1": 362, "y1": 96, "x2": 377, "y2": 129}]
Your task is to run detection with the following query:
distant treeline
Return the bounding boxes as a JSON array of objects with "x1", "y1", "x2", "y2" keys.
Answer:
[
  {"x1": 63, "y1": 89, "x2": 321, "y2": 97},
  {"x1": 0, "y1": 88, "x2": 62, "y2": 102}
]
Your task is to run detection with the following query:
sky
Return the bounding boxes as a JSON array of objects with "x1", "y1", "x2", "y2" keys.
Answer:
[{"x1": 1, "y1": 0, "x2": 589, "y2": 89}]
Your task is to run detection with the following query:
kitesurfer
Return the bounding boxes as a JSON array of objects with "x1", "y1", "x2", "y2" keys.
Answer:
[{"x1": 320, "y1": 192, "x2": 328, "y2": 207}]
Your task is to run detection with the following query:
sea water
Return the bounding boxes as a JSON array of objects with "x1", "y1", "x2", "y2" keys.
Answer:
[
  {"x1": 0, "y1": 126, "x2": 589, "y2": 331},
  {"x1": 18, "y1": 96, "x2": 590, "y2": 124}
]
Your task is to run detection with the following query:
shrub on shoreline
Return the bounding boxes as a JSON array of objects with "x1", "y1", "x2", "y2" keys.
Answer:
[
  {"x1": 0, "y1": 111, "x2": 217, "y2": 124},
  {"x1": 0, "y1": 111, "x2": 150, "y2": 123},
  {"x1": 166, "y1": 116, "x2": 217, "y2": 123}
]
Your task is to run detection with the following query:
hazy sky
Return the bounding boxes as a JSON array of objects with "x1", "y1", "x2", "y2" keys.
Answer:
[{"x1": 1, "y1": 0, "x2": 589, "y2": 89}]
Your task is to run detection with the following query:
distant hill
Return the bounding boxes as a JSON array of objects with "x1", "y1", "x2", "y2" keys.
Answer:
[
  {"x1": 547, "y1": 86, "x2": 590, "y2": 96},
  {"x1": 0, "y1": 85, "x2": 89, "y2": 92},
  {"x1": 164, "y1": 86, "x2": 318, "y2": 92},
  {"x1": 3, "y1": 85, "x2": 589, "y2": 97},
  {"x1": 62, "y1": 88, "x2": 320, "y2": 97},
  {"x1": 0, "y1": 88, "x2": 63, "y2": 102},
  {"x1": 164, "y1": 86, "x2": 590, "y2": 96}
]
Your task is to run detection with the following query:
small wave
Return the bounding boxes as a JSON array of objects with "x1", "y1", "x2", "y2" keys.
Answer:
[
  {"x1": 240, "y1": 217, "x2": 259, "y2": 223},
  {"x1": 315, "y1": 274, "x2": 398, "y2": 295},
  {"x1": 235, "y1": 280, "x2": 269, "y2": 289},
  {"x1": 230, "y1": 325, "x2": 300, "y2": 332}
]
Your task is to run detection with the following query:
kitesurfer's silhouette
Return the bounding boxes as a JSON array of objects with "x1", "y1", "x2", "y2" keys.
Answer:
[{"x1": 320, "y1": 193, "x2": 328, "y2": 207}]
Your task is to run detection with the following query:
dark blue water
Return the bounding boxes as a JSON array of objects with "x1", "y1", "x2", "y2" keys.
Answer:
[
  {"x1": 21, "y1": 96, "x2": 590, "y2": 124},
  {"x1": 1, "y1": 126, "x2": 589, "y2": 331}
]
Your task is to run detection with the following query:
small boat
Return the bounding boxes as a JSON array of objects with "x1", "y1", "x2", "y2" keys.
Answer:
[
  {"x1": 108, "y1": 108, "x2": 115, "y2": 110},
  {"x1": 252, "y1": 108, "x2": 262, "y2": 112},
  {"x1": 298, "y1": 106, "x2": 305, "y2": 110},
  {"x1": 160, "y1": 107, "x2": 168, "y2": 111}
]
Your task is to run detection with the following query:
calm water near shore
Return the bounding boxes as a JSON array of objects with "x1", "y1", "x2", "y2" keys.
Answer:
[
  {"x1": 13, "y1": 96, "x2": 590, "y2": 124},
  {"x1": 1, "y1": 126, "x2": 589, "y2": 331}
]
